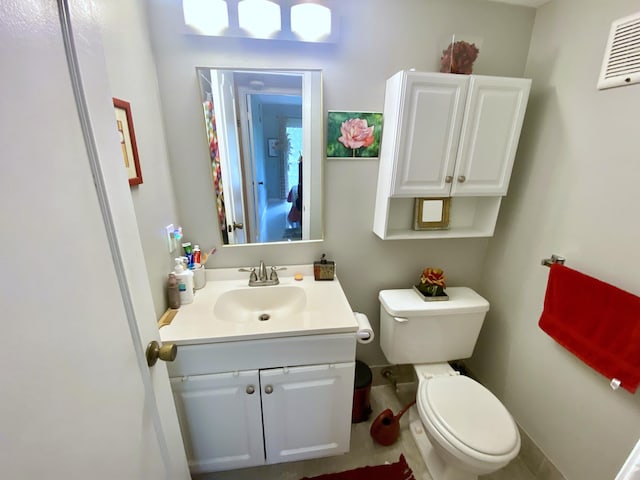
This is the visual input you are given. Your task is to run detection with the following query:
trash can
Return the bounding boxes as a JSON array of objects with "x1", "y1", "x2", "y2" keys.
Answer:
[{"x1": 352, "y1": 360, "x2": 372, "y2": 423}]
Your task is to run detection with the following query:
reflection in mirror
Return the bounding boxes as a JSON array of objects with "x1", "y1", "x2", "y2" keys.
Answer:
[{"x1": 197, "y1": 68, "x2": 323, "y2": 245}]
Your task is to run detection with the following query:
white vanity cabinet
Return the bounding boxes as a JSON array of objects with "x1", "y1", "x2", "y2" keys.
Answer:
[
  {"x1": 373, "y1": 70, "x2": 531, "y2": 239},
  {"x1": 260, "y1": 363, "x2": 354, "y2": 464},
  {"x1": 170, "y1": 370, "x2": 265, "y2": 472},
  {"x1": 167, "y1": 333, "x2": 356, "y2": 474}
]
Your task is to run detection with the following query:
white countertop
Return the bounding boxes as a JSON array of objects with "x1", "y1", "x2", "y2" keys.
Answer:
[{"x1": 159, "y1": 264, "x2": 358, "y2": 345}]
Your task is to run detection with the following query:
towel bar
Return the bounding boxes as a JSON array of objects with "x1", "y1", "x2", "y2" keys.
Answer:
[{"x1": 541, "y1": 254, "x2": 566, "y2": 267}]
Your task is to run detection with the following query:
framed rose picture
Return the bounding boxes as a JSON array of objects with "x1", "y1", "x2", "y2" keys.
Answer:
[
  {"x1": 113, "y1": 98, "x2": 143, "y2": 186},
  {"x1": 327, "y1": 111, "x2": 382, "y2": 158}
]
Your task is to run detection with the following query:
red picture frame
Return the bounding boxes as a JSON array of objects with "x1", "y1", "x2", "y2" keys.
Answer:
[{"x1": 113, "y1": 98, "x2": 143, "y2": 186}]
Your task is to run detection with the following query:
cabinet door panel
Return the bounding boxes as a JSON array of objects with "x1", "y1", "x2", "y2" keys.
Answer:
[
  {"x1": 452, "y1": 76, "x2": 531, "y2": 196},
  {"x1": 261, "y1": 362, "x2": 355, "y2": 464},
  {"x1": 391, "y1": 73, "x2": 467, "y2": 197},
  {"x1": 171, "y1": 371, "x2": 264, "y2": 473}
]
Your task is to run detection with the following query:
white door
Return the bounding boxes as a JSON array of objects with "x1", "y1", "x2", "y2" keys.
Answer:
[
  {"x1": 452, "y1": 75, "x2": 531, "y2": 196},
  {"x1": 170, "y1": 370, "x2": 264, "y2": 473},
  {"x1": 391, "y1": 72, "x2": 468, "y2": 197},
  {"x1": 0, "y1": 2, "x2": 188, "y2": 479},
  {"x1": 261, "y1": 363, "x2": 355, "y2": 464},
  {"x1": 237, "y1": 90, "x2": 262, "y2": 242},
  {"x1": 211, "y1": 70, "x2": 247, "y2": 244}
]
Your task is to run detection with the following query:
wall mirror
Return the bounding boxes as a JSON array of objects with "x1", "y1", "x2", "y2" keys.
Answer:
[{"x1": 197, "y1": 68, "x2": 323, "y2": 245}]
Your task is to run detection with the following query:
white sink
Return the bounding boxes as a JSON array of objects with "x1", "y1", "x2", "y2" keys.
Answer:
[
  {"x1": 159, "y1": 264, "x2": 358, "y2": 345},
  {"x1": 214, "y1": 285, "x2": 307, "y2": 323}
]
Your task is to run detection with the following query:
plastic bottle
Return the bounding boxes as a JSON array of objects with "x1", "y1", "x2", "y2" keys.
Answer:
[
  {"x1": 167, "y1": 273, "x2": 180, "y2": 309},
  {"x1": 193, "y1": 245, "x2": 201, "y2": 265},
  {"x1": 174, "y1": 258, "x2": 195, "y2": 305}
]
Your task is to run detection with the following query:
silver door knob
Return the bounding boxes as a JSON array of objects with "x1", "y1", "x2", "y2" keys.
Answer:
[
  {"x1": 145, "y1": 341, "x2": 177, "y2": 367},
  {"x1": 445, "y1": 175, "x2": 453, "y2": 183},
  {"x1": 246, "y1": 385, "x2": 255, "y2": 395},
  {"x1": 264, "y1": 385, "x2": 274, "y2": 394},
  {"x1": 457, "y1": 175, "x2": 466, "y2": 183}
]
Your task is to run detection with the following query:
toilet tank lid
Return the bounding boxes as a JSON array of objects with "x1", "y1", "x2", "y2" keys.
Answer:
[{"x1": 379, "y1": 287, "x2": 489, "y2": 316}]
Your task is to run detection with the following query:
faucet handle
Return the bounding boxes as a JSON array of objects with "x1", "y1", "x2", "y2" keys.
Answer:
[
  {"x1": 269, "y1": 266, "x2": 286, "y2": 281},
  {"x1": 239, "y1": 267, "x2": 258, "y2": 282}
]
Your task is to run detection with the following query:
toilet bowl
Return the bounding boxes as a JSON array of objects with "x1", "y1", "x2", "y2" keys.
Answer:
[
  {"x1": 378, "y1": 288, "x2": 521, "y2": 480},
  {"x1": 412, "y1": 365, "x2": 520, "y2": 479}
]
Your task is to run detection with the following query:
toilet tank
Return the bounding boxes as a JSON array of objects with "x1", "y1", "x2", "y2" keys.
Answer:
[{"x1": 379, "y1": 287, "x2": 489, "y2": 365}]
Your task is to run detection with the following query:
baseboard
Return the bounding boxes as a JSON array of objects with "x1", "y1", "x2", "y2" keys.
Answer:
[{"x1": 517, "y1": 427, "x2": 566, "y2": 480}]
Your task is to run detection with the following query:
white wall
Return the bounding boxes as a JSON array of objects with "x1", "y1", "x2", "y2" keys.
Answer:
[
  {"x1": 468, "y1": 0, "x2": 640, "y2": 478},
  {"x1": 98, "y1": 0, "x2": 180, "y2": 318},
  {"x1": 145, "y1": 0, "x2": 535, "y2": 366}
]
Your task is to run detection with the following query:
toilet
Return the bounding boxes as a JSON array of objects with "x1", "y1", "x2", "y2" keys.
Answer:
[{"x1": 379, "y1": 287, "x2": 520, "y2": 480}]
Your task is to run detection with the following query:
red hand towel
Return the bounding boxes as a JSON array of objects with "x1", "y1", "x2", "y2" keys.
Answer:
[{"x1": 539, "y1": 264, "x2": 640, "y2": 393}]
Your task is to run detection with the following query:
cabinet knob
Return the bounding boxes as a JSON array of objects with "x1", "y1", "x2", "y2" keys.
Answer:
[
  {"x1": 457, "y1": 175, "x2": 466, "y2": 183},
  {"x1": 445, "y1": 176, "x2": 453, "y2": 183},
  {"x1": 264, "y1": 385, "x2": 274, "y2": 394},
  {"x1": 145, "y1": 341, "x2": 177, "y2": 367},
  {"x1": 246, "y1": 385, "x2": 255, "y2": 395}
]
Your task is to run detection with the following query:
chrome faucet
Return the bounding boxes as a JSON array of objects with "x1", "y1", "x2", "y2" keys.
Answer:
[
  {"x1": 239, "y1": 261, "x2": 286, "y2": 286},
  {"x1": 258, "y1": 260, "x2": 268, "y2": 282}
]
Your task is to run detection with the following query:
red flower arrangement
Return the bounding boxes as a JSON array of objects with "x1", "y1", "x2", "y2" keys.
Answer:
[
  {"x1": 417, "y1": 267, "x2": 447, "y2": 297},
  {"x1": 440, "y1": 40, "x2": 480, "y2": 75}
]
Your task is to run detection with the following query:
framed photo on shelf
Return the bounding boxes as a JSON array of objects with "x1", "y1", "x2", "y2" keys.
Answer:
[
  {"x1": 414, "y1": 197, "x2": 451, "y2": 230},
  {"x1": 113, "y1": 98, "x2": 143, "y2": 186}
]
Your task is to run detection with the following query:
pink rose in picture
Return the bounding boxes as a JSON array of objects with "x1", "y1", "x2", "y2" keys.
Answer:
[{"x1": 338, "y1": 118, "x2": 375, "y2": 151}]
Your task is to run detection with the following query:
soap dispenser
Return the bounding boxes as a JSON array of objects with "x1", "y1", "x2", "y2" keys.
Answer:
[
  {"x1": 174, "y1": 258, "x2": 195, "y2": 305},
  {"x1": 314, "y1": 253, "x2": 335, "y2": 281}
]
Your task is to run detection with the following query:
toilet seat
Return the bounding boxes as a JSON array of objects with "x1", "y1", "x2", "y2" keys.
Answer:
[{"x1": 417, "y1": 375, "x2": 519, "y2": 462}]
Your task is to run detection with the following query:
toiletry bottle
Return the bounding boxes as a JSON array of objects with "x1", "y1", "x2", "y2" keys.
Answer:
[
  {"x1": 182, "y1": 242, "x2": 194, "y2": 268},
  {"x1": 167, "y1": 273, "x2": 180, "y2": 309},
  {"x1": 193, "y1": 245, "x2": 201, "y2": 265},
  {"x1": 174, "y1": 258, "x2": 195, "y2": 305},
  {"x1": 314, "y1": 253, "x2": 335, "y2": 281}
]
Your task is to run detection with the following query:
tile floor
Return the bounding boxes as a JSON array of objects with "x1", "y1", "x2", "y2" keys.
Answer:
[{"x1": 194, "y1": 383, "x2": 538, "y2": 480}]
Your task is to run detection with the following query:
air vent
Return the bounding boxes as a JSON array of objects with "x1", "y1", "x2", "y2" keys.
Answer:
[{"x1": 597, "y1": 11, "x2": 640, "y2": 90}]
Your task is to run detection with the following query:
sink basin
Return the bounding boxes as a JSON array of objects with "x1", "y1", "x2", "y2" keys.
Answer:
[
  {"x1": 159, "y1": 265, "x2": 358, "y2": 344},
  {"x1": 214, "y1": 285, "x2": 307, "y2": 323}
]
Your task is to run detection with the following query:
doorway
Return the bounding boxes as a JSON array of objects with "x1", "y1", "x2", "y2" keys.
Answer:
[{"x1": 238, "y1": 89, "x2": 303, "y2": 243}]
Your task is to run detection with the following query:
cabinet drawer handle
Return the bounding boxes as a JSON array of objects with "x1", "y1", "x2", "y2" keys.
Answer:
[
  {"x1": 445, "y1": 176, "x2": 453, "y2": 183},
  {"x1": 264, "y1": 385, "x2": 274, "y2": 394},
  {"x1": 457, "y1": 175, "x2": 466, "y2": 183},
  {"x1": 246, "y1": 385, "x2": 255, "y2": 395}
]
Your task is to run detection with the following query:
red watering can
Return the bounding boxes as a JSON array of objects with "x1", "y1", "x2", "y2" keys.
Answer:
[{"x1": 369, "y1": 399, "x2": 416, "y2": 446}]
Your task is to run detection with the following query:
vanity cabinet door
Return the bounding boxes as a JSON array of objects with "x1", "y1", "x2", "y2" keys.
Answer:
[
  {"x1": 260, "y1": 362, "x2": 355, "y2": 464},
  {"x1": 389, "y1": 71, "x2": 468, "y2": 197},
  {"x1": 451, "y1": 75, "x2": 531, "y2": 196},
  {"x1": 170, "y1": 370, "x2": 264, "y2": 473}
]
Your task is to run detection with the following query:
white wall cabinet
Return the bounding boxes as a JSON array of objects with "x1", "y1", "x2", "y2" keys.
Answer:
[
  {"x1": 167, "y1": 334, "x2": 356, "y2": 474},
  {"x1": 374, "y1": 70, "x2": 531, "y2": 239}
]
